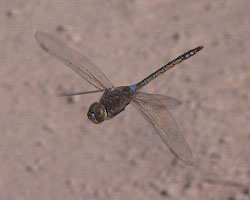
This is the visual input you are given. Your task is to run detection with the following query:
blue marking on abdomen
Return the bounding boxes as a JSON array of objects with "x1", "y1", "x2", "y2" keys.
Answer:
[{"x1": 128, "y1": 84, "x2": 138, "y2": 92}]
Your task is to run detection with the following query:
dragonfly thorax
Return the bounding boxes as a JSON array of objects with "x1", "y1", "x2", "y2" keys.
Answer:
[
  {"x1": 100, "y1": 86, "x2": 134, "y2": 119},
  {"x1": 87, "y1": 102, "x2": 108, "y2": 124},
  {"x1": 87, "y1": 86, "x2": 134, "y2": 124}
]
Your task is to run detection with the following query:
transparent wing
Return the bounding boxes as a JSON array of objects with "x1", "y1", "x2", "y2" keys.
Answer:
[
  {"x1": 132, "y1": 98, "x2": 193, "y2": 165},
  {"x1": 35, "y1": 31, "x2": 114, "y2": 90},
  {"x1": 134, "y1": 92, "x2": 182, "y2": 109}
]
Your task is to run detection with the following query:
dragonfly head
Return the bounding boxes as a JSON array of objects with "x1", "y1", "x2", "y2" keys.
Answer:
[{"x1": 87, "y1": 102, "x2": 107, "y2": 124}]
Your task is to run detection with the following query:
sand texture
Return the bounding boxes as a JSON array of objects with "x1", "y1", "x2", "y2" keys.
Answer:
[{"x1": 1, "y1": 0, "x2": 249, "y2": 199}]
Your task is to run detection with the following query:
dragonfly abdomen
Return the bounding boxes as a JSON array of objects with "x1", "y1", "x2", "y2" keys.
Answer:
[{"x1": 136, "y1": 46, "x2": 203, "y2": 89}]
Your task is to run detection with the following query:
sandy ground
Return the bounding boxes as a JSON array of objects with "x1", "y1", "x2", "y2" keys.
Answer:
[{"x1": 1, "y1": 0, "x2": 249, "y2": 200}]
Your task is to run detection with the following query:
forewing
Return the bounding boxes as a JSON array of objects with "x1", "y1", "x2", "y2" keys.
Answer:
[
  {"x1": 35, "y1": 31, "x2": 114, "y2": 90},
  {"x1": 134, "y1": 92, "x2": 182, "y2": 109},
  {"x1": 132, "y1": 99, "x2": 193, "y2": 165}
]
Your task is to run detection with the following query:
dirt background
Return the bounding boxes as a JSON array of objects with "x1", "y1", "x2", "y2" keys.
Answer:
[{"x1": 0, "y1": 0, "x2": 249, "y2": 200}]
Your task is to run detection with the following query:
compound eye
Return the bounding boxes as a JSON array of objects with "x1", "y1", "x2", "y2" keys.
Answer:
[
  {"x1": 95, "y1": 107, "x2": 105, "y2": 118},
  {"x1": 87, "y1": 102, "x2": 107, "y2": 124},
  {"x1": 89, "y1": 101, "x2": 98, "y2": 113}
]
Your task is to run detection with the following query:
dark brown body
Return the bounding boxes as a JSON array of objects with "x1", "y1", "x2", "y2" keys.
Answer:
[{"x1": 100, "y1": 86, "x2": 135, "y2": 119}]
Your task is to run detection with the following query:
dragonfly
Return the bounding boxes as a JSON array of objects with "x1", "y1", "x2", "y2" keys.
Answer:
[{"x1": 35, "y1": 31, "x2": 203, "y2": 165}]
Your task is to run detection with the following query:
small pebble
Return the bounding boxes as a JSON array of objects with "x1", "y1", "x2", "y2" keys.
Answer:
[
  {"x1": 160, "y1": 189, "x2": 168, "y2": 197},
  {"x1": 172, "y1": 32, "x2": 180, "y2": 41},
  {"x1": 56, "y1": 25, "x2": 66, "y2": 32}
]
